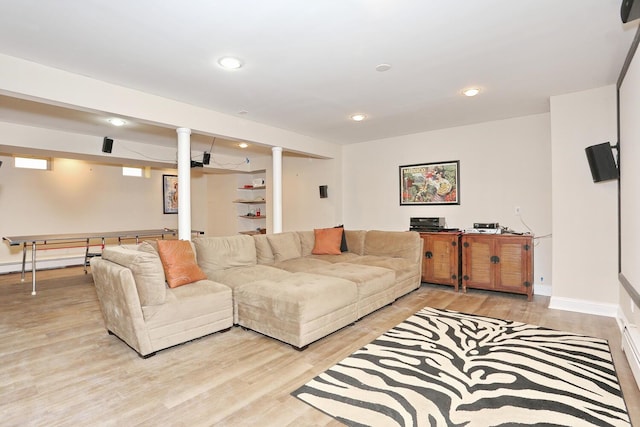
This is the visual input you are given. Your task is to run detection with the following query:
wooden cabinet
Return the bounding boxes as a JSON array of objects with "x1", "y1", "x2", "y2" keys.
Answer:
[
  {"x1": 419, "y1": 232, "x2": 462, "y2": 290},
  {"x1": 461, "y1": 234, "x2": 534, "y2": 300}
]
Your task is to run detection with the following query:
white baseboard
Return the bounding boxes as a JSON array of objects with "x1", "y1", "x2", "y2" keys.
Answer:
[
  {"x1": 616, "y1": 308, "x2": 640, "y2": 390},
  {"x1": 534, "y1": 283, "x2": 552, "y2": 296},
  {"x1": 548, "y1": 296, "x2": 618, "y2": 318},
  {"x1": 622, "y1": 325, "x2": 640, "y2": 391},
  {"x1": 0, "y1": 256, "x2": 85, "y2": 275}
]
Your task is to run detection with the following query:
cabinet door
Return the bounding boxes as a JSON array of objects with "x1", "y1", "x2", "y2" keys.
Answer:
[
  {"x1": 495, "y1": 237, "x2": 533, "y2": 296},
  {"x1": 462, "y1": 234, "x2": 534, "y2": 300},
  {"x1": 462, "y1": 235, "x2": 494, "y2": 290},
  {"x1": 421, "y1": 233, "x2": 460, "y2": 288},
  {"x1": 431, "y1": 236, "x2": 454, "y2": 283},
  {"x1": 420, "y1": 234, "x2": 431, "y2": 282}
]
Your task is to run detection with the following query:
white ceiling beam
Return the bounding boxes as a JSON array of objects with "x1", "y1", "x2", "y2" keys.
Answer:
[{"x1": 0, "y1": 53, "x2": 340, "y2": 160}]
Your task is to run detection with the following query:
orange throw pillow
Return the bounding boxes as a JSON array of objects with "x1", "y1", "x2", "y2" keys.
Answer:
[
  {"x1": 312, "y1": 228, "x2": 343, "y2": 255},
  {"x1": 156, "y1": 240, "x2": 207, "y2": 288}
]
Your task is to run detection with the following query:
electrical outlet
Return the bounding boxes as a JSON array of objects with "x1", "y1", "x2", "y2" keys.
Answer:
[{"x1": 514, "y1": 206, "x2": 521, "y2": 216}]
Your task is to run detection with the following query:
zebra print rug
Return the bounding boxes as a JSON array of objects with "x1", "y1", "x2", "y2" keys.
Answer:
[{"x1": 292, "y1": 307, "x2": 631, "y2": 426}]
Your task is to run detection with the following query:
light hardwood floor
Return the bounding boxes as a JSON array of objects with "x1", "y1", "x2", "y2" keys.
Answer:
[{"x1": 1, "y1": 266, "x2": 638, "y2": 426}]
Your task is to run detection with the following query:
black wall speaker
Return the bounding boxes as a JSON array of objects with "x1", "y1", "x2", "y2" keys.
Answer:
[
  {"x1": 319, "y1": 185, "x2": 328, "y2": 198},
  {"x1": 585, "y1": 142, "x2": 618, "y2": 183},
  {"x1": 621, "y1": 0, "x2": 640, "y2": 23},
  {"x1": 102, "y1": 137, "x2": 113, "y2": 153},
  {"x1": 203, "y1": 152, "x2": 211, "y2": 165}
]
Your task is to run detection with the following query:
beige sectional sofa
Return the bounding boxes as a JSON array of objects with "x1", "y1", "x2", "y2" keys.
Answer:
[{"x1": 91, "y1": 229, "x2": 423, "y2": 357}]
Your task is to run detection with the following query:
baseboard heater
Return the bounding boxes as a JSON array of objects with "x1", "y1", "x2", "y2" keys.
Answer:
[
  {"x1": 0, "y1": 256, "x2": 85, "y2": 275},
  {"x1": 622, "y1": 325, "x2": 640, "y2": 391}
]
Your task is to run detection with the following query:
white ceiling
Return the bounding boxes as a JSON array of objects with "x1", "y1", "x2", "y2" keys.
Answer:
[{"x1": 0, "y1": 0, "x2": 637, "y2": 151}]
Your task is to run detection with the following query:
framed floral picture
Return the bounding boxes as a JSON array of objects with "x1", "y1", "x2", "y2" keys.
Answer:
[
  {"x1": 399, "y1": 161, "x2": 460, "y2": 205},
  {"x1": 163, "y1": 174, "x2": 179, "y2": 214}
]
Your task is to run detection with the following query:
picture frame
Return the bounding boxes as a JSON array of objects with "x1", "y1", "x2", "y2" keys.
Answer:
[
  {"x1": 163, "y1": 174, "x2": 179, "y2": 214},
  {"x1": 399, "y1": 160, "x2": 460, "y2": 205}
]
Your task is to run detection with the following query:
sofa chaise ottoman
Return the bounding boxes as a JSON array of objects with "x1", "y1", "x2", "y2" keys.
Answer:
[{"x1": 194, "y1": 229, "x2": 422, "y2": 349}]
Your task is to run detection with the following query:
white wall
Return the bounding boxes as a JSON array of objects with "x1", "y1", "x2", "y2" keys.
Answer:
[
  {"x1": 190, "y1": 170, "x2": 208, "y2": 233},
  {"x1": 342, "y1": 113, "x2": 552, "y2": 292},
  {"x1": 0, "y1": 141, "x2": 343, "y2": 271},
  {"x1": 618, "y1": 40, "x2": 640, "y2": 327},
  {"x1": 549, "y1": 85, "x2": 619, "y2": 315},
  {"x1": 0, "y1": 84, "x2": 624, "y2": 312},
  {"x1": 206, "y1": 174, "x2": 242, "y2": 237},
  {"x1": 0, "y1": 154, "x2": 183, "y2": 268},
  {"x1": 281, "y1": 156, "x2": 343, "y2": 231},
  {"x1": 0, "y1": 125, "x2": 217, "y2": 270}
]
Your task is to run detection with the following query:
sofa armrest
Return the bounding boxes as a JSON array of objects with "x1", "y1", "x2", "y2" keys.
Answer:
[{"x1": 90, "y1": 257, "x2": 154, "y2": 356}]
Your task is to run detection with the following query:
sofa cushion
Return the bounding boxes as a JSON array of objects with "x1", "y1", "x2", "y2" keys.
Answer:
[
  {"x1": 194, "y1": 235, "x2": 257, "y2": 275},
  {"x1": 297, "y1": 231, "x2": 315, "y2": 257},
  {"x1": 345, "y1": 230, "x2": 367, "y2": 255},
  {"x1": 307, "y1": 263, "x2": 394, "y2": 297},
  {"x1": 157, "y1": 240, "x2": 207, "y2": 288},
  {"x1": 204, "y1": 265, "x2": 291, "y2": 324},
  {"x1": 347, "y1": 255, "x2": 417, "y2": 283},
  {"x1": 101, "y1": 246, "x2": 166, "y2": 306},
  {"x1": 207, "y1": 265, "x2": 292, "y2": 290},
  {"x1": 273, "y1": 257, "x2": 332, "y2": 273},
  {"x1": 308, "y1": 252, "x2": 360, "y2": 263},
  {"x1": 234, "y1": 272, "x2": 358, "y2": 348},
  {"x1": 306, "y1": 262, "x2": 395, "y2": 317},
  {"x1": 253, "y1": 234, "x2": 275, "y2": 265},
  {"x1": 267, "y1": 232, "x2": 301, "y2": 262},
  {"x1": 138, "y1": 240, "x2": 159, "y2": 255},
  {"x1": 141, "y1": 279, "x2": 233, "y2": 346},
  {"x1": 312, "y1": 227, "x2": 343, "y2": 255},
  {"x1": 235, "y1": 273, "x2": 357, "y2": 323},
  {"x1": 140, "y1": 239, "x2": 198, "y2": 258}
]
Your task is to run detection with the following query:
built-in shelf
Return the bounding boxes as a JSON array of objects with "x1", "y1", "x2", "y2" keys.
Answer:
[
  {"x1": 233, "y1": 199, "x2": 265, "y2": 204},
  {"x1": 236, "y1": 173, "x2": 266, "y2": 235}
]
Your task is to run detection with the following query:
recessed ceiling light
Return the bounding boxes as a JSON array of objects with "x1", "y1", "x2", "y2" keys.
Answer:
[
  {"x1": 238, "y1": 142, "x2": 249, "y2": 148},
  {"x1": 108, "y1": 118, "x2": 126, "y2": 126},
  {"x1": 350, "y1": 114, "x2": 367, "y2": 122},
  {"x1": 375, "y1": 63, "x2": 392, "y2": 72},
  {"x1": 463, "y1": 88, "x2": 480, "y2": 97},
  {"x1": 237, "y1": 110, "x2": 248, "y2": 115},
  {"x1": 218, "y1": 56, "x2": 243, "y2": 70}
]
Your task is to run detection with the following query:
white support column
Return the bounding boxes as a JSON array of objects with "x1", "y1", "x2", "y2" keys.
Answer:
[
  {"x1": 176, "y1": 128, "x2": 192, "y2": 241},
  {"x1": 272, "y1": 146, "x2": 283, "y2": 233}
]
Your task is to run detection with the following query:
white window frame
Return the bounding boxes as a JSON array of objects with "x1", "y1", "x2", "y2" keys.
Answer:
[
  {"x1": 122, "y1": 166, "x2": 143, "y2": 177},
  {"x1": 14, "y1": 156, "x2": 49, "y2": 170}
]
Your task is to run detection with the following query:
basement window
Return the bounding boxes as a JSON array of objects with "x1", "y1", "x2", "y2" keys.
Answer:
[
  {"x1": 14, "y1": 156, "x2": 49, "y2": 170},
  {"x1": 122, "y1": 166, "x2": 143, "y2": 177}
]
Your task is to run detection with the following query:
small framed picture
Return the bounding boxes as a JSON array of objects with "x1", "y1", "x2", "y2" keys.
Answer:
[
  {"x1": 399, "y1": 161, "x2": 460, "y2": 205},
  {"x1": 163, "y1": 175, "x2": 179, "y2": 214}
]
